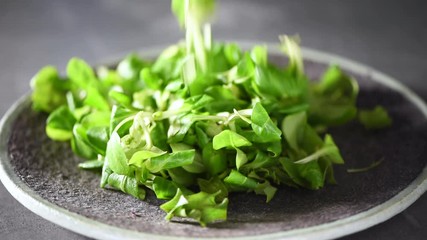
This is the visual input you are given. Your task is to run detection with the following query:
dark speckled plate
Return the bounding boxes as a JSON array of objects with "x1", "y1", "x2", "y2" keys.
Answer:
[{"x1": 1, "y1": 44, "x2": 427, "y2": 240}]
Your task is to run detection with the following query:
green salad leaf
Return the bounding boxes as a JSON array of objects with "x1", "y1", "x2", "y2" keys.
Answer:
[
  {"x1": 161, "y1": 189, "x2": 228, "y2": 227},
  {"x1": 29, "y1": 0, "x2": 391, "y2": 227},
  {"x1": 358, "y1": 106, "x2": 392, "y2": 129},
  {"x1": 30, "y1": 66, "x2": 69, "y2": 112},
  {"x1": 45, "y1": 106, "x2": 76, "y2": 141}
]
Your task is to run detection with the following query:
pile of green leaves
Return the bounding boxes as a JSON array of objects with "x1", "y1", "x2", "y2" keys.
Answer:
[{"x1": 30, "y1": 0, "x2": 391, "y2": 226}]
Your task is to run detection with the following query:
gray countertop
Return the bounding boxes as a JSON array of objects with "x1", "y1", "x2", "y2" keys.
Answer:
[{"x1": 1, "y1": 0, "x2": 426, "y2": 239}]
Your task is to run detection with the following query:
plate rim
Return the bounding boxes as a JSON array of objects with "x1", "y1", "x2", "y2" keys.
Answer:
[{"x1": 1, "y1": 42, "x2": 427, "y2": 240}]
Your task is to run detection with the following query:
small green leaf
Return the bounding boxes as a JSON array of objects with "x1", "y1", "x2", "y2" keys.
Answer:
[
  {"x1": 281, "y1": 111, "x2": 307, "y2": 151},
  {"x1": 140, "y1": 68, "x2": 162, "y2": 90},
  {"x1": 279, "y1": 35, "x2": 304, "y2": 77},
  {"x1": 185, "y1": 191, "x2": 228, "y2": 226},
  {"x1": 252, "y1": 66, "x2": 290, "y2": 98},
  {"x1": 265, "y1": 140, "x2": 282, "y2": 157},
  {"x1": 213, "y1": 130, "x2": 252, "y2": 150},
  {"x1": 251, "y1": 102, "x2": 282, "y2": 142},
  {"x1": 234, "y1": 53, "x2": 255, "y2": 83},
  {"x1": 46, "y1": 106, "x2": 76, "y2": 141},
  {"x1": 241, "y1": 151, "x2": 276, "y2": 172},
  {"x1": 254, "y1": 181, "x2": 277, "y2": 203},
  {"x1": 146, "y1": 150, "x2": 196, "y2": 173},
  {"x1": 117, "y1": 53, "x2": 145, "y2": 80},
  {"x1": 150, "y1": 121, "x2": 169, "y2": 151},
  {"x1": 195, "y1": 124, "x2": 210, "y2": 148},
  {"x1": 86, "y1": 126, "x2": 109, "y2": 155},
  {"x1": 235, "y1": 148, "x2": 248, "y2": 170},
  {"x1": 309, "y1": 100, "x2": 357, "y2": 126},
  {"x1": 202, "y1": 142, "x2": 228, "y2": 176},
  {"x1": 224, "y1": 43, "x2": 242, "y2": 65},
  {"x1": 71, "y1": 124, "x2": 97, "y2": 159},
  {"x1": 204, "y1": 86, "x2": 246, "y2": 112},
  {"x1": 198, "y1": 177, "x2": 229, "y2": 201},
  {"x1": 294, "y1": 145, "x2": 339, "y2": 164},
  {"x1": 109, "y1": 90, "x2": 132, "y2": 107},
  {"x1": 67, "y1": 57, "x2": 96, "y2": 88},
  {"x1": 81, "y1": 111, "x2": 110, "y2": 128},
  {"x1": 190, "y1": 94, "x2": 215, "y2": 110},
  {"x1": 167, "y1": 114, "x2": 197, "y2": 142},
  {"x1": 279, "y1": 157, "x2": 324, "y2": 190},
  {"x1": 106, "y1": 132, "x2": 132, "y2": 176},
  {"x1": 78, "y1": 159, "x2": 104, "y2": 169},
  {"x1": 358, "y1": 106, "x2": 392, "y2": 129},
  {"x1": 84, "y1": 86, "x2": 110, "y2": 111},
  {"x1": 347, "y1": 159, "x2": 384, "y2": 173},
  {"x1": 160, "y1": 189, "x2": 189, "y2": 219},
  {"x1": 182, "y1": 153, "x2": 206, "y2": 173},
  {"x1": 224, "y1": 170, "x2": 258, "y2": 189},
  {"x1": 151, "y1": 45, "x2": 185, "y2": 80},
  {"x1": 168, "y1": 167, "x2": 197, "y2": 187},
  {"x1": 182, "y1": 56, "x2": 213, "y2": 96},
  {"x1": 128, "y1": 148, "x2": 167, "y2": 167},
  {"x1": 30, "y1": 66, "x2": 68, "y2": 112},
  {"x1": 250, "y1": 45, "x2": 267, "y2": 67},
  {"x1": 110, "y1": 105, "x2": 136, "y2": 135},
  {"x1": 321, "y1": 134, "x2": 344, "y2": 164},
  {"x1": 318, "y1": 65, "x2": 358, "y2": 99},
  {"x1": 100, "y1": 158, "x2": 113, "y2": 188},
  {"x1": 160, "y1": 189, "x2": 228, "y2": 227},
  {"x1": 107, "y1": 173, "x2": 145, "y2": 199},
  {"x1": 309, "y1": 65, "x2": 359, "y2": 126},
  {"x1": 152, "y1": 176, "x2": 178, "y2": 200},
  {"x1": 172, "y1": 0, "x2": 216, "y2": 27}
]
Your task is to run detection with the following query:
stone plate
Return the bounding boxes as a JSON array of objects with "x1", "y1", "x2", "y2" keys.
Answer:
[{"x1": 1, "y1": 44, "x2": 427, "y2": 240}]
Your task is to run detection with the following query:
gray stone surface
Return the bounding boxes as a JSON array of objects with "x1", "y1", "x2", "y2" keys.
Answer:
[{"x1": 1, "y1": 0, "x2": 427, "y2": 239}]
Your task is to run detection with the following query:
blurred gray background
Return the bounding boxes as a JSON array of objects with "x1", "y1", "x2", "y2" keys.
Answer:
[{"x1": 1, "y1": 0, "x2": 426, "y2": 239}]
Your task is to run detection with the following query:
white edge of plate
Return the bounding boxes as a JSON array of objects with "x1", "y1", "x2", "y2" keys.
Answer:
[{"x1": 0, "y1": 42, "x2": 426, "y2": 240}]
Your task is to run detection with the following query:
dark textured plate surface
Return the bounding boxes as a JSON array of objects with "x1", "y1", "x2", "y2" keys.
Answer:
[{"x1": 1, "y1": 46, "x2": 427, "y2": 240}]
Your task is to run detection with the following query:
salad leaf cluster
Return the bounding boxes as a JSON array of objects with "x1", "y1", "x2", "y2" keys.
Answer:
[{"x1": 30, "y1": 0, "x2": 391, "y2": 226}]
